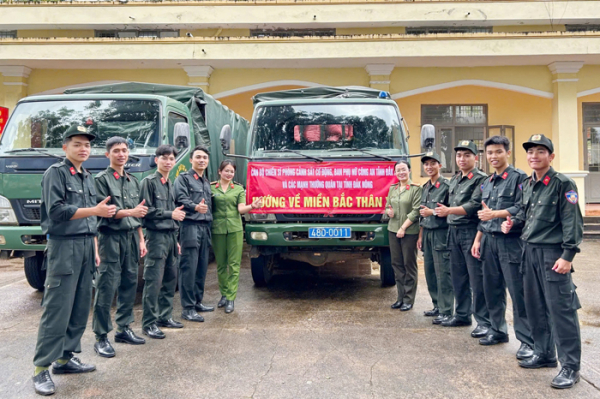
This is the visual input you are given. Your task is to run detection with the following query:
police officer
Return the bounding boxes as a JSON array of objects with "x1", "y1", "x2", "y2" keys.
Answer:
[
  {"x1": 435, "y1": 140, "x2": 491, "y2": 338},
  {"x1": 33, "y1": 125, "x2": 116, "y2": 396},
  {"x1": 92, "y1": 137, "x2": 147, "y2": 357},
  {"x1": 417, "y1": 151, "x2": 454, "y2": 325},
  {"x1": 503, "y1": 134, "x2": 583, "y2": 389},
  {"x1": 140, "y1": 145, "x2": 187, "y2": 339},
  {"x1": 471, "y1": 136, "x2": 534, "y2": 360},
  {"x1": 175, "y1": 145, "x2": 214, "y2": 322}
]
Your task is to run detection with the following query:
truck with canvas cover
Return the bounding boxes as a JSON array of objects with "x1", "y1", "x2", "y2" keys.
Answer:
[{"x1": 0, "y1": 82, "x2": 249, "y2": 290}]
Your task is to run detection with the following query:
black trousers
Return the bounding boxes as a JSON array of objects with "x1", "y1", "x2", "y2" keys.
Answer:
[
  {"x1": 179, "y1": 222, "x2": 211, "y2": 310},
  {"x1": 448, "y1": 226, "x2": 490, "y2": 327},
  {"x1": 481, "y1": 233, "x2": 533, "y2": 345},
  {"x1": 523, "y1": 244, "x2": 581, "y2": 370}
]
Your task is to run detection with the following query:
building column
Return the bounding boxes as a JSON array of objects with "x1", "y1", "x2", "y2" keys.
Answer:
[
  {"x1": 548, "y1": 61, "x2": 587, "y2": 211},
  {"x1": 0, "y1": 66, "x2": 31, "y2": 115},
  {"x1": 365, "y1": 64, "x2": 394, "y2": 93},
  {"x1": 184, "y1": 66, "x2": 214, "y2": 94}
]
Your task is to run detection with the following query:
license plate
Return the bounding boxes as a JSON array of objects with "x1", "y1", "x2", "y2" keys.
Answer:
[{"x1": 308, "y1": 227, "x2": 352, "y2": 239}]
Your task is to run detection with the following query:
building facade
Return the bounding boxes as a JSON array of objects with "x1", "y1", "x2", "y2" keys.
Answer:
[{"x1": 2, "y1": 0, "x2": 600, "y2": 207}]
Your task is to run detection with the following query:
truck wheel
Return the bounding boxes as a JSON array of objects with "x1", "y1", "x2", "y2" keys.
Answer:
[
  {"x1": 379, "y1": 248, "x2": 396, "y2": 287},
  {"x1": 251, "y1": 254, "x2": 273, "y2": 287},
  {"x1": 24, "y1": 252, "x2": 46, "y2": 292}
]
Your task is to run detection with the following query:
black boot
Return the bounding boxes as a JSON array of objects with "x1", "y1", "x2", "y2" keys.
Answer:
[
  {"x1": 225, "y1": 300, "x2": 235, "y2": 314},
  {"x1": 218, "y1": 296, "x2": 227, "y2": 308}
]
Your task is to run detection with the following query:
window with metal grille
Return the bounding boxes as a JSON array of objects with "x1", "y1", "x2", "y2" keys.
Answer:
[
  {"x1": 0, "y1": 31, "x2": 17, "y2": 39},
  {"x1": 583, "y1": 103, "x2": 600, "y2": 172},
  {"x1": 566, "y1": 25, "x2": 600, "y2": 32},
  {"x1": 250, "y1": 29, "x2": 335, "y2": 38},
  {"x1": 95, "y1": 30, "x2": 179, "y2": 38},
  {"x1": 406, "y1": 27, "x2": 492, "y2": 35}
]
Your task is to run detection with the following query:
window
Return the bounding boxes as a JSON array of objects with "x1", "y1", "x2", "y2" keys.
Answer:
[
  {"x1": 421, "y1": 104, "x2": 488, "y2": 175},
  {"x1": 566, "y1": 25, "x2": 600, "y2": 32},
  {"x1": 0, "y1": 31, "x2": 17, "y2": 39},
  {"x1": 95, "y1": 30, "x2": 179, "y2": 38},
  {"x1": 406, "y1": 27, "x2": 492, "y2": 35},
  {"x1": 250, "y1": 29, "x2": 335, "y2": 38},
  {"x1": 583, "y1": 103, "x2": 600, "y2": 172}
]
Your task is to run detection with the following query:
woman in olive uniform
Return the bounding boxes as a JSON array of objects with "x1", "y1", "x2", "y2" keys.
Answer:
[
  {"x1": 211, "y1": 160, "x2": 263, "y2": 313},
  {"x1": 386, "y1": 160, "x2": 422, "y2": 311}
]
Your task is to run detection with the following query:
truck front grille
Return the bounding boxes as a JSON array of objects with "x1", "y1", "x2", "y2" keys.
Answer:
[{"x1": 276, "y1": 213, "x2": 380, "y2": 223}]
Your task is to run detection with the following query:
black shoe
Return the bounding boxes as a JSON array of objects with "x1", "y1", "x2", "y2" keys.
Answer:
[
  {"x1": 441, "y1": 316, "x2": 472, "y2": 327},
  {"x1": 94, "y1": 337, "x2": 115, "y2": 358},
  {"x1": 516, "y1": 343, "x2": 534, "y2": 360},
  {"x1": 195, "y1": 303, "x2": 215, "y2": 312},
  {"x1": 519, "y1": 354, "x2": 558, "y2": 369},
  {"x1": 551, "y1": 367, "x2": 580, "y2": 389},
  {"x1": 471, "y1": 325, "x2": 489, "y2": 338},
  {"x1": 142, "y1": 323, "x2": 166, "y2": 339},
  {"x1": 51, "y1": 357, "x2": 96, "y2": 375},
  {"x1": 400, "y1": 303, "x2": 413, "y2": 312},
  {"x1": 156, "y1": 318, "x2": 184, "y2": 329},
  {"x1": 432, "y1": 314, "x2": 451, "y2": 325},
  {"x1": 479, "y1": 333, "x2": 509, "y2": 346},
  {"x1": 33, "y1": 370, "x2": 55, "y2": 396},
  {"x1": 181, "y1": 309, "x2": 204, "y2": 322},
  {"x1": 391, "y1": 301, "x2": 403, "y2": 309},
  {"x1": 424, "y1": 307, "x2": 439, "y2": 317},
  {"x1": 114, "y1": 327, "x2": 146, "y2": 345},
  {"x1": 225, "y1": 300, "x2": 235, "y2": 314},
  {"x1": 218, "y1": 296, "x2": 227, "y2": 308}
]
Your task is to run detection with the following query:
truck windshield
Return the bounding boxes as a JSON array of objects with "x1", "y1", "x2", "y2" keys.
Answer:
[
  {"x1": 252, "y1": 103, "x2": 405, "y2": 154},
  {"x1": 0, "y1": 99, "x2": 161, "y2": 153}
]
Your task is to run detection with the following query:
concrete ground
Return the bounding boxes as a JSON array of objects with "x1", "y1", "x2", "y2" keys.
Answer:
[{"x1": 1, "y1": 242, "x2": 600, "y2": 398}]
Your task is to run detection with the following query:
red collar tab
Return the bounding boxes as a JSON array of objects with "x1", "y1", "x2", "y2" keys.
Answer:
[
  {"x1": 467, "y1": 172, "x2": 474, "y2": 180},
  {"x1": 543, "y1": 175, "x2": 551, "y2": 186},
  {"x1": 405, "y1": 184, "x2": 410, "y2": 191},
  {"x1": 194, "y1": 173, "x2": 199, "y2": 180},
  {"x1": 215, "y1": 183, "x2": 219, "y2": 188},
  {"x1": 113, "y1": 171, "x2": 120, "y2": 180},
  {"x1": 231, "y1": 183, "x2": 235, "y2": 189},
  {"x1": 160, "y1": 177, "x2": 167, "y2": 185},
  {"x1": 69, "y1": 167, "x2": 76, "y2": 175},
  {"x1": 435, "y1": 181, "x2": 440, "y2": 188},
  {"x1": 502, "y1": 172, "x2": 508, "y2": 180}
]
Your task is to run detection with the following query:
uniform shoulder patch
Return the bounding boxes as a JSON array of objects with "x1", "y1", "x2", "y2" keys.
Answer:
[
  {"x1": 210, "y1": 181, "x2": 218, "y2": 185},
  {"x1": 565, "y1": 190, "x2": 578, "y2": 204}
]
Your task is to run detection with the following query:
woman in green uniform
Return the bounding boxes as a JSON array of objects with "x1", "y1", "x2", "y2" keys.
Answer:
[
  {"x1": 211, "y1": 160, "x2": 263, "y2": 314},
  {"x1": 386, "y1": 160, "x2": 422, "y2": 311}
]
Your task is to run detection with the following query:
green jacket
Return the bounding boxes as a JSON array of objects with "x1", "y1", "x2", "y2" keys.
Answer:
[
  {"x1": 211, "y1": 182, "x2": 245, "y2": 234},
  {"x1": 139, "y1": 172, "x2": 179, "y2": 232},
  {"x1": 448, "y1": 168, "x2": 487, "y2": 227},
  {"x1": 386, "y1": 181, "x2": 422, "y2": 235},
  {"x1": 40, "y1": 158, "x2": 97, "y2": 238},
  {"x1": 94, "y1": 167, "x2": 142, "y2": 233},
  {"x1": 420, "y1": 175, "x2": 450, "y2": 230},
  {"x1": 514, "y1": 167, "x2": 583, "y2": 262}
]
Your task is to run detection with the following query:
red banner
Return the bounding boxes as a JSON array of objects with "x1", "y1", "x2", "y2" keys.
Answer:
[
  {"x1": 0, "y1": 107, "x2": 8, "y2": 136},
  {"x1": 246, "y1": 161, "x2": 397, "y2": 214}
]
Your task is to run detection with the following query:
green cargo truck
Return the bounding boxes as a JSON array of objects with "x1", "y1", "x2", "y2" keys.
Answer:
[{"x1": 0, "y1": 82, "x2": 248, "y2": 290}]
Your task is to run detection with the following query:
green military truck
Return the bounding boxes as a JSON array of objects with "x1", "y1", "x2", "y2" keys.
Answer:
[
  {"x1": 220, "y1": 86, "x2": 433, "y2": 287},
  {"x1": 0, "y1": 82, "x2": 248, "y2": 291}
]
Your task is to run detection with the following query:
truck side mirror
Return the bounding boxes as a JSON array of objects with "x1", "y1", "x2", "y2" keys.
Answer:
[
  {"x1": 420, "y1": 124, "x2": 435, "y2": 151},
  {"x1": 174, "y1": 122, "x2": 190, "y2": 151},
  {"x1": 220, "y1": 124, "x2": 232, "y2": 153}
]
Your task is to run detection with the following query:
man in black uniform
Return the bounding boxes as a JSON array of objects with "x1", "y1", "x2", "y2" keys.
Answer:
[
  {"x1": 471, "y1": 136, "x2": 534, "y2": 360},
  {"x1": 32, "y1": 125, "x2": 117, "y2": 396},
  {"x1": 503, "y1": 134, "x2": 583, "y2": 389},
  {"x1": 92, "y1": 137, "x2": 147, "y2": 357},
  {"x1": 174, "y1": 145, "x2": 213, "y2": 322},
  {"x1": 140, "y1": 145, "x2": 187, "y2": 339},
  {"x1": 435, "y1": 140, "x2": 491, "y2": 338}
]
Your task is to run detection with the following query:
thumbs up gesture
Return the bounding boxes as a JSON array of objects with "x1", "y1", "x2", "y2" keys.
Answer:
[
  {"x1": 385, "y1": 204, "x2": 394, "y2": 218},
  {"x1": 419, "y1": 204, "x2": 434, "y2": 217},
  {"x1": 172, "y1": 205, "x2": 186, "y2": 221},
  {"x1": 501, "y1": 215, "x2": 514, "y2": 234},
  {"x1": 95, "y1": 196, "x2": 117, "y2": 218},
  {"x1": 130, "y1": 199, "x2": 148, "y2": 218},
  {"x1": 477, "y1": 201, "x2": 495, "y2": 221},
  {"x1": 195, "y1": 198, "x2": 208, "y2": 214}
]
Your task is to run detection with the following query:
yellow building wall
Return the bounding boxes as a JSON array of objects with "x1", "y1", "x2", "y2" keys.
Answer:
[
  {"x1": 17, "y1": 29, "x2": 95, "y2": 38},
  {"x1": 336, "y1": 27, "x2": 406, "y2": 35},
  {"x1": 493, "y1": 25, "x2": 565, "y2": 33}
]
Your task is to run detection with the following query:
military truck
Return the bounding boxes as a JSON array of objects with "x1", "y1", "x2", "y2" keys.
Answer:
[
  {"x1": 0, "y1": 82, "x2": 249, "y2": 290},
  {"x1": 220, "y1": 86, "x2": 433, "y2": 287}
]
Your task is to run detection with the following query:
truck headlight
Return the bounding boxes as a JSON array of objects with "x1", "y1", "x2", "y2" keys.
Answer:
[
  {"x1": 250, "y1": 232, "x2": 268, "y2": 241},
  {"x1": 246, "y1": 213, "x2": 276, "y2": 222},
  {"x1": 0, "y1": 196, "x2": 18, "y2": 226}
]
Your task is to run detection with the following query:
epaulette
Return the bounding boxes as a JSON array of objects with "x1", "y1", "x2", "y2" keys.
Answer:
[
  {"x1": 390, "y1": 182, "x2": 400, "y2": 187},
  {"x1": 95, "y1": 169, "x2": 108, "y2": 178},
  {"x1": 515, "y1": 168, "x2": 528, "y2": 177},
  {"x1": 555, "y1": 173, "x2": 575, "y2": 184},
  {"x1": 211, "y1": 181, "x2": 218, "y2": 185},
  {"x1": 125, "y1": 172, "x2": 139, "y2": 181},
  {"x1": 410, "y1": 182, "x2": 420, "y2": 187},
  {"x1": 233, "y1": 181, "x2": 243, "y2": 186},
  {"x1": 476, "y1": 169, "x2": 488, "y2": 177}
]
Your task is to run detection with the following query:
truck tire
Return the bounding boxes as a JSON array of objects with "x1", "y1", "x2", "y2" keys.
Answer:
[
  {"x1": 24, "y1": 252, "x2": 46, "y2": 292},
  {"x1": 379, "y1": 248, "x2": 396, "y2": 287},
  {"x1": 251, "y1": 254, "x2": 273, "y2": 287}
]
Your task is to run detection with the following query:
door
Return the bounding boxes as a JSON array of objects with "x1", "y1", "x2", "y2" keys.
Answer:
[{"x1": 583, "y1": 104, "x2": 600, "y2": 203}]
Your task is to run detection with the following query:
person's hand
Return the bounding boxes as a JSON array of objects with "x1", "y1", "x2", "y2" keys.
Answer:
[
  {"x1": 435, "y1": 203, "x2": 450, "y2": 217},
  {"x1": 396, "y1": 227, "x2": 405, "y2": 238},
  {"x1": 130, "y1": 199, "x2": 148, "y2": 218},
  {"x1": 477, "y1": 201, "x2": 495, "y2": 221},
  {"x1": 139, "y1": 240, "x2": 147, "y2": 258},
  {"x1": 386, "y1": 205, "x2": 394, "y2": 218},
  {"x1": 417, "y1": 236, "x2": 423, "y2": 251},
  {"x1": 172, "y1": 205, "x2": 186, "y2": 221},
  {"x1": 195, "y1": 199, "x2": 208, "y2": 214},
  {"x1": 420, "y1": 205, "x2": 434, "y2": 217},
  {"x1": 471, "y1": 240, "x2": 481, "y2": 259},
  {"x1": 177, "y1": 243, "x2": 182, "y2": 255},
  {"x1": 95, "y1": 196, "x2": 117, "y2": 218},
  {"x1": 251, "y1": 197, "x2": 263, "y2": 209},
  {"x1": 552, "y1": 258, "x2": 571, "y2": 274},
  {"x1": 95, "y1": 252, "x2": 101, "y2": 267},
  {"x1": 501, "y1": 216, "x2": 514, "y2": 234}
]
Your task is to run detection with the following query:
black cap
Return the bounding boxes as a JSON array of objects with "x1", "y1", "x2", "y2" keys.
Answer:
[
  {"x1": 421, "y1": 150, "x2": 442, "y2": 164},
  {"x1": 522, "y1": 134, "x2": 553, "y2": 154},
  {"x1": 64, "y1": 124, "x2": 95, "y2": 141},
  {"x1": 454, "y1": 140, "x2": 478, "y2": 155}
]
